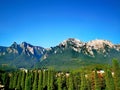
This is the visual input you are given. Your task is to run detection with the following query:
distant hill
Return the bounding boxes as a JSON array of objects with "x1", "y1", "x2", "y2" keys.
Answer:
[{"x1": 0, "y1": 38, "x2": 120, "y2": 70}]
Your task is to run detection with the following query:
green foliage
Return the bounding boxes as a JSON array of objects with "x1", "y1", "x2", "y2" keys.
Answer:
[
  {"x1": 33, "y1": 71, "x2": 38, "y2": 90},
  {"x1": 42, "y1": 70, "x2": 48, "y2": 89},
  {"x1": 80, "y1": 72, "x2": 87, "y2": 90},
  {"x1": 1, "y1": 72, "x2": 9, "y2": 89},
  {"x1": 1, "y1": 61, "x2": 120, "y2": 90},
  {"x1": 112, "y1": 59, "x2": 120, "y2": 90},
  {"x1": 47, "y1": 69, "x2": 54, "y2": 90},
  {"x1": 9, "y1": 73, "x2": 14, "y2": 89},
  {"x1": 13, "y1": 72, "x2": 18, "y2": 88},
  {"x1": 21, "y1": 71, "x2": 26, "y2": 90},
  {"x1": 38, "y1": 70, "x2": 43, "y2": 90},
  {"x1": 94, "y1": 70, "x2": 101, "y2": 90},
  {"x1": 72, "y1": 72, "x2": 81, "y2": 90},
  {"x1": 68, "y1": 73, "x2": 73, "y2": 90},
  {"x1": 105, "y1": 69, "x2": 115, "y2": 90},
  {"x1": 25, "y1": 72, "x2": 32, "y2": 90},
  {"x1": 1, "y1": 73, "x2": 8, "y2": 85},
  {"x1": 16, "y1": 71, "x2": 22, "y2": 89},
  {"x1": 57, "y1": 75, "x2": 62, "y2": 90}
]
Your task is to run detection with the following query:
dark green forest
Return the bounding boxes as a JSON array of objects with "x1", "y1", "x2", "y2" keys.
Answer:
[{"x1": 0, "y1": 59, "x2": 120, "y2": 90}]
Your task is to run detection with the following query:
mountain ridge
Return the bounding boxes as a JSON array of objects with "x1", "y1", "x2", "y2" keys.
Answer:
[{"x1": 0, "y1": 38, "x2": 120, "y2": 69}]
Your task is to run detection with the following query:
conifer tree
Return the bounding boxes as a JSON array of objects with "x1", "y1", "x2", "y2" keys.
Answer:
[
  {"x1": 9, "y1": 73, "x2": 14, "y2": 89},
  {"x1": 86, "y1": 78, "x2": 91, "y2": 90},
  {"x1": 66, "y1": 74, "x2": 69, "y2": 89},
  {"x1": 80, "y1": 72, "x2": 87, "y2": 90},
  {"x1": 94, "y1": 70, "x2": 101, "y2": 90},
  {"x1": 47, "y1": 70, "x2": 50, "y2": 90},
  {"x1": 112, "y1": 59, "x2": 120, "y2": 90},
  {"x1": 105, "y1": 69, "x2": 115, "y2": 90},
  {"x1": 21, "y1": 71, "x2": 26, "y2": 90},
  {"x1": 43, "y1": 70, "x2": 47, "y2": 89},
  {"x1": 13, "y1": 72, "x2": 18, "y2": 88},
  {"x1": 50, "y1": 70, "x2": 54, "y2": 90},
  {"x1": 25, "y1": 72, "x2": 32, "y2": 90},
  {"x1": 1, "y1": 72, "x2": 9, "y2": 89},
  {"x1": 73, "y1": 72, "x2": 80, "y2": 90},
  {"x1": 25, "y1": 76, "x2": 32, "y2": 90},
  {"x1": 57, "y1": 74, "x2": 62, "y2": 90},
  {"x1": 38, "y1": 70, "x2": 43, "y2": 90},
  {"x1": 68, "y1": 73, "x2": 73, "y2": 90},
  {"x1": 33, "y1": 70, "x2": 38, "y2": 90},
  {"x1": 1, "y1": 73, "x2": 7, "y2": 85},
  {"x1": 16, "y1": 71, "x2": 22, "y2": 89},
  {"x1": 47, "y1": 69, "x2": 54, "y2": 90}
]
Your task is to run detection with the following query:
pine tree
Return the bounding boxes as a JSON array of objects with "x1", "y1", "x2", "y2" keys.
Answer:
[
  {"x1": 1, "y1": 72, "x2": 9, "y2": 89},
  {"x1": 25, "y1": 72, "x2": 32, "y2": 90},
  {"x1": 57, "y1": 74, "x2": 62, "y2": 90},
  {"x1": 16, "y1": 71, "x2": 22, "y2": 89},
  {"x1": 94, "y1": 70, "x2": 101, "y2": 90},
  {"x1": 13, "y1": 72, "x2": 18, "y2": 88},
  {"x1": 9, "y1": 73, "x2": 14, "y2": 89},
  {"x1": 1, "y1": 73, "x2": 7, "y2": 85},
  {"x1": 66, "y1": 74, "x2": 69, "y2": 89},
  {"x1": 105, "y1": 69, "x2": 115, "y2": 90},
  {"x1": 43, "y1": 70, "x2": 47, "y2": 89},
  {"x1": 21, "y1": 71, "x2": 26, "y2": 90},
  {"x1": 25, "y1": 76, "x2": 32, "y2": 90},
  {"x1": 86, "y1": 78, "x2": 91, "y2": 90},
  {"x1": 73, "y1": 72, "x2": 81, "y2": 90},
  {"x1": 112, "y1": 59, "x2": 120, "y2": 90},
  {"x1": 33, "y1": 70, "x2": 38, "y2": 90},
  {"x1": 68, "y1": 73, "x2": 73, "y2": 90},
  {"x1": 50, "y1": 70, "x2": 54, "y2": 90},
  {"x1": 80, "y1": 72, "x2": 87, "y2": 90},
  {"x1": 38, "y1": 70, "x2": 43, "y2": 90},
  {"x1": 47, "y1": 69, "x2": 54, "y2": 90}
]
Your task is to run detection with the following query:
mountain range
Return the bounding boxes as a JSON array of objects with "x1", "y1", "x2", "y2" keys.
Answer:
[{"x1": 0, "y1": 38, "x2": 120, "y2": 70}]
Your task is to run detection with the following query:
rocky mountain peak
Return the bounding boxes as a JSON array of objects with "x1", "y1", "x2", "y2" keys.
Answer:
[
  {"x1": 59, "y1": 38, "x2": 84, "y2": 48},
  {"x1": 86, "y1": 39, "x2": 114, "y2": 50},
  {"x1": 21, "y1": 42, "x2": 29, "y2": 47},
  {"x1": 0, "y1": 38, "x2": 120, "y2": 69},
  {"x1": 10, "y1": 42, "x2": 18, "y2": 48}
]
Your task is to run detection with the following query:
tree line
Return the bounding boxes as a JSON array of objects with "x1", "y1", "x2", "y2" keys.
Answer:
[{"x1": 0, "y1": 59, "x2": 120, "y2": 90}]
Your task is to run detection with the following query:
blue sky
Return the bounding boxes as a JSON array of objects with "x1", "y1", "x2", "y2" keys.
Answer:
[{"x1": 0, "y1": 0, "x2": 120, "y2": 48}]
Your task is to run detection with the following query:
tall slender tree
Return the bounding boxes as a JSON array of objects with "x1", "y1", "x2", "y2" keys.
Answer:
[
  {"x1": 25, "y1": 72, "x2": 32, "y2": 90},
  {"x1": 25, "y1": 76, "x2": 32, "y2": 90},
  {"x1": 73, "y1": 72, "x2": 81, "y2": 90},
  {"x1": 9, "y1": 73, "x2": 14, "y2": 89},
  {"x1": 33, "y1": 71, "x2": 38, "y2": 90},
  {"x1": 16, "y1": 71, "x2": 22, "y2": 89},
  {"x1": 21, "y1": 71, "x2": 26, "y2": 90},
  {"x1": 105, "y1": 69, "x2": 115, "y2": 90},
  {"x1": 13, "y1": 72, "x2": 18, "y2": 88},
  {"x1": 47, "y1": 69, "x2": 54, "y2": 90},
  {"x1": 50, "y1": 70, "x2": 54, "y2": 90},
  {"x1": 80, "y1": 72, "x2": 87, "y2": 90},
  {"x1": 68, "y1": 73, "x2": 73, "y2": 90},
  {"x1": 57, "y1": 74, "x2": 62, "y2": 90},
  {"x1": 94, "y1": 70, "x2": 101, "y2": 90},
  {"x1": 38, "y1": 70, "x2": 43, "y2": 90},
  {"x1": 112, "y1": 59, "x2": 120, "y2": 90},
  {"x1": 43, "y1": 70, "x2": 48, "y2": 89},
  {"x1": 1, "y1": 72, "x2": 9, "y2": 89},
  {"x1": 66, "y1": 74, "x2": 69, "y2": 90}
]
